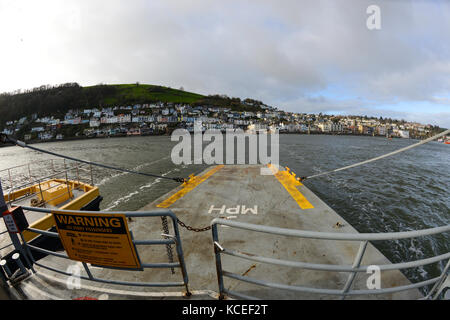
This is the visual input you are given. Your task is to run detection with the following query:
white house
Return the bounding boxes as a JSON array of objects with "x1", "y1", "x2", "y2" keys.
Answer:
[
  {"x1": 318, "y1": 123, "x2": 331, "y2": 133},
  {"x1": 398, "y1": 130, "x2": 410, "y2": 139},
  {"x1": 1, "y1": 128, "x2": 13, "y2": 135},
  {"x1": 90, "y1": 119, "x2": 100, "y2": 127},
  {"x1": 38, "y1": 132, "x2": 54, "y2": 140},
  {"x1": 378, "y1": 126, "x2": 386, "y2": 136},
  {"x1": 118, "y1": 114, "x2": 131, "y2": 123},
  {"x1": 107, "y1": 116, "x2": 118, "y2": 124},
  {"x1": 330, "y1": 123, "x2": 343, "y2": 132}
]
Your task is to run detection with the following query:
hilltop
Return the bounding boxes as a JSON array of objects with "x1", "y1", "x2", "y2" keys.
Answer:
[
  {"x1": 0, "y1": 82, "x2": 444, "y2": 144},
  {"x1": 0, "y1": 83, "x2": 263, "y2": 128}
]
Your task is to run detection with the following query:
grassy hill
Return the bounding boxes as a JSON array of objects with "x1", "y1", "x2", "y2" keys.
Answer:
[
  {"x1": 94, "y1": 84, "x2": 205, "y2": 105},
  {"x1": 0, "y1": 83, "x2": 263, "y2": 129}
]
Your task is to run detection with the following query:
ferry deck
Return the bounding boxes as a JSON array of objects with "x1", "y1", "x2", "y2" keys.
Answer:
[{"x1": 3, "y1": 164, "x2": 435, "y2": 300}]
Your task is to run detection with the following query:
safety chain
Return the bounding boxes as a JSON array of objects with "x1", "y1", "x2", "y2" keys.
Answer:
[
  {"x1": 161, "y1": 216, "x2": 175, "y2": 274},
  {"x1": 177, "y1": 219, "x2": 212, "y2": 232}
]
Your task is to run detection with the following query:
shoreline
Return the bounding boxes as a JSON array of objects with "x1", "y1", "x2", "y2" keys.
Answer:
[{"x1": 0, "y1": 131, "x2": 421, "y2": 148}]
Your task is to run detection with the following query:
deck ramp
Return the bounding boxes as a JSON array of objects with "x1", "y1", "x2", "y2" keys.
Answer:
[{"x1": 11, "y1": 165, "x2": 421, "y2": 299}]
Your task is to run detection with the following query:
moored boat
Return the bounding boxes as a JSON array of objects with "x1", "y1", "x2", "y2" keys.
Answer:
[{"x1": 0, "y1": 160, "x2": 102, "y2": 275}]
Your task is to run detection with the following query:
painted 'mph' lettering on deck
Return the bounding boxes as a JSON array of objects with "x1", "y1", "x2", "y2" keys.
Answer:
[{"x1": 208, "y1": 205, "x2": 258, "y2": 215}]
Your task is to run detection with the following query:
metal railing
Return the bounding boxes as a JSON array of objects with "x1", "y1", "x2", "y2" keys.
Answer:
[
  {"x1": 3, "y1": 161, "x2": 95, "y2": 209},
  {"x1": 211, "y1": 218, "x2": 450, "y2": 300},
  {"x1": 4, "y1": 206, "x2": 191, "y2": 295},
  {"x1": 0, "y1": 159, "x2": 94, "y2": 195}
]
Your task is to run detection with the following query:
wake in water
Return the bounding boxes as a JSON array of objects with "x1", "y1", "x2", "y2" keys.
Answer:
[
  {"x1": 96, "y1": 156, "x2": 170, "y2": 186},
  {"x1": 103, "y1": 167, "x2": 179, "y2": 211}
]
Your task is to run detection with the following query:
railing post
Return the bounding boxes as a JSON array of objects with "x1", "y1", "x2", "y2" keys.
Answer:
[
  {"x1": 7, "y1": 186, "x2": 14, "y2": 207},
  {"x1": 19, "y1": 233, "x2": 35, "y2": 273},
  {"x1": 28, "y1": 164, "x2": 32, "y2": 184},
  {"x1": 82, "y1": 262, "x2": 94, "y2": 280},
  {"x1": 90, "y1": 164, "x2": 94, "y2": 185},
  {"x1": 65, "y1": 170, "x2": 72, "y2": 200},
  {"x1": 427, "y1": 258, "x2": 450, "y2": 299},
  {"x1": 212, "y1": 223, "x2": 226, "y2": 299},
  {"x1": 432, "y1": 273, "x2": 450, "y2": 300},
  {"x1": 12, "y1": 253, "x2": 27, "y2": 276},
  {"x1": 0, "y1": 260, "x2": 12, "y2": 278},
  {"x1": 8, "y1": 169, "x2": 12, "y2": 190},
  {"x1": 38, "y1": 180, "x2": 45, "y2": 208},
  {"x1": 0, "y1": 179, "x2": 6, "y2": 214},
  {"x1": 340, "y1": 241, "x2": 368, "y2": 300},
  {"x1": 0, "y1": 179, "x2": 32, "y2": 279},
  {"x1": 170, "y1": 214, "x2": 191, "y2": 297}
]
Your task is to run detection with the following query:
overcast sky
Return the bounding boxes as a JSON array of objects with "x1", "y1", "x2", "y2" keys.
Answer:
[{"x1": 0, "y1": 0, "x2": 449, "y2": 127}]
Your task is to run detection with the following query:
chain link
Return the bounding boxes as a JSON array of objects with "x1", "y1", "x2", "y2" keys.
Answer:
[
  {"x1": 177, "y1": 219, "x2": 212, "y2": 232},
  {"x1": 161, "y1": 216, "x2": 175, "y2": 274}
]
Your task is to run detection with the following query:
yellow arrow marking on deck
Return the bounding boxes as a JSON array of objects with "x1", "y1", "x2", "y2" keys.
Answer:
[
  {"x1": 268, "y1": 164, "x2": 314, "y2": 210},
  {"x1": 157, "y1": 165, "x2": 225, "y2": 208}
]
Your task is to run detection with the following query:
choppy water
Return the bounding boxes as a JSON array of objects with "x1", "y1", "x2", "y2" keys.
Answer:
[{"x1": 0, "y1": 134, "x2": 449, "y2": 292}]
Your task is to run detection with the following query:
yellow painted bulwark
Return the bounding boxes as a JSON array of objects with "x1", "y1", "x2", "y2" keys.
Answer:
[
  {"x1": 157, "y1": 165, "x2": 224, "y2": 208},
  {"x1": 4, "y1": 179, "x2": 101, "y2": 242},
  {"x1": 37, "y1": 181, "x2": 73, "y2": 206},
  {"x1": 268, "y1": 164, "x2": 314, "y2": 210}
]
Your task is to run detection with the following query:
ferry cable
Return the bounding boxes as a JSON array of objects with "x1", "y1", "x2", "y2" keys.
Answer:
[
  {"x1": 0, "y1": 134, "x2": 186, "y2": 183},
  {"x1": 2, "y1": 130, "x2": 448, "y2": 233},
  {"x1": 1, "y1": 134, "x2": 213, "y2": 232},
  {"x1": 299, "y1": 128, "x2": 450, "y2": 182}
]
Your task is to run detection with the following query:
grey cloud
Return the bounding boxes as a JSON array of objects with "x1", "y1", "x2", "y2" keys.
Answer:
[{"x1": 0, "y1": 0, "x2": 449, "y2": 126}]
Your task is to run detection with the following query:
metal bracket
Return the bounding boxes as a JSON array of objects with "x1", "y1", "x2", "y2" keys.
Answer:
[
  {"x1": 214, "y1": 241, "x2": 224, "y2": 252},
  {"x1": 433, "y1": 274, "x2": 450, "y2": 300},
  {"x1": 161, "y1": 233, "x2": 177, "y2": 241}
]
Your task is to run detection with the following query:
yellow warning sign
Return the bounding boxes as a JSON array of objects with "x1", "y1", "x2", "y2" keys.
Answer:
[{"x1": 53, "y1": 211, "x2": 141, "y2": 269}]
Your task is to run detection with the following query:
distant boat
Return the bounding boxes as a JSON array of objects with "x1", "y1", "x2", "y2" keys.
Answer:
[{"x1": 445, "y1": 140, "x2": 450, "y2": 145}]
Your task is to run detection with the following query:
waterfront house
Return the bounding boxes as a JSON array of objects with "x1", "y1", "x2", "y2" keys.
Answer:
[
  {"x1": 38, "y1": 132, "x2": 54, "y2": 140},
  {"x1": 397, "y1": 130, "x2": 410, "y2": 139},
  {"x1": 377, "y1": 126, "x2": 386, "y2": 136},
  {"x1": 31, "y1": 127, "x2": 45, "y2": 132},
  {"x1": 118, "y1": 114, "x2": 131, "y2": 123},
  {"x1": 90, "y1": 119, "x2": 100, "y2": 127}
]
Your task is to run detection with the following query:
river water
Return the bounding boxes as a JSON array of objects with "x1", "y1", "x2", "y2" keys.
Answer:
[{"x1": 0, "y1": 134, "x2": 449, "y2": 290}]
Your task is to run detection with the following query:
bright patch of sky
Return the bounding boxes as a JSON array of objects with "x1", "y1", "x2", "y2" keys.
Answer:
[{"x1": 0, "y1": 0, "x2": 449, "y2": 127}]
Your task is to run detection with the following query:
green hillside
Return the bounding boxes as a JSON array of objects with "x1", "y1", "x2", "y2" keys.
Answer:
[
  {"x1": 0, "y1": 83, "x2": 262, "y2": 129},
  {"x1": 95, "y1": 84, "x2": 205, "y2": 105}
]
